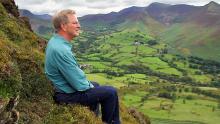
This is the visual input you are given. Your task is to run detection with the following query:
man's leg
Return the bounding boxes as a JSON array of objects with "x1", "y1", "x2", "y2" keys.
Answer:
[
  {"x1": 54, "y1": 83, "x2": 120, "y2": 124},
  {"x1": 89, "y1": 82, "x2": 100, "y2": 116},
  {"x1": 54, "y1": 82, "x2": 100, "y2": 115},
  {"x1": 85, "y1": 86, "x2": 120, "y2": 124}
]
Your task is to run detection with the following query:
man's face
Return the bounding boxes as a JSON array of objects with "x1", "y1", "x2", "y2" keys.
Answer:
[{"x1": 64, "y1": 14, "x2": 81, "y2": 38}]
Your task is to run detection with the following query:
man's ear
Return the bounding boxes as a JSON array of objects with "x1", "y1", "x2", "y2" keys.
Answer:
[{"x1": 60, "y1": 23, "x2": 67, "y2": 31}]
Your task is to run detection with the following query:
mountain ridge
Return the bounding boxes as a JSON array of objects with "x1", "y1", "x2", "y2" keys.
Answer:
[
  {"x1": 19, "y1": 9, "x2": 52, "y2": 20},
  {"x1": 19, "y1": 9, "x2": 52, "y2": 36}
]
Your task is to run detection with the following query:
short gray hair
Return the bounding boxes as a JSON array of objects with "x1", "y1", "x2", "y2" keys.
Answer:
[{"x1": 52, "y1": 9, "x2": 76, "y2": 32}]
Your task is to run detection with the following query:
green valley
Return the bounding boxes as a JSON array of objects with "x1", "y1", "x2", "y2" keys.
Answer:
[{"x1": 73, "y1": 26, "x2": 220, "y2": 124}]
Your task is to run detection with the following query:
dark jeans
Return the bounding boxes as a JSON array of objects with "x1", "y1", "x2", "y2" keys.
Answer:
[{"x1": 53, "y1": 82, "x2": 120, "y2": 124}]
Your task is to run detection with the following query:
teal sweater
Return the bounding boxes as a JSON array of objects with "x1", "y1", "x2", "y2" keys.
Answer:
[{"x1": 45, "y1": 34, "x2": 93, "y2": 93}]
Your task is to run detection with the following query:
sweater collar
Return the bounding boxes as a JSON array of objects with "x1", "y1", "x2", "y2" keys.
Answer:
[{"x1": 53, "y1": 33, "x2": 72, "y2": 47}]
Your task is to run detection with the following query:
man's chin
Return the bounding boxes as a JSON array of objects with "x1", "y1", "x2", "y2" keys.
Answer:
[
  {"x1": 71, "y1": 31, "x2": 80, "y2": 37},
  {"x1": 75, "y1": 33, "x2": 80, "y2": 36}
]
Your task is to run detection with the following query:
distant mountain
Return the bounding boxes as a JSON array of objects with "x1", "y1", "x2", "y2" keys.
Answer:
[
  {"x1": 146, "y1": 3, "x2": 198, "y2": 25},
  {"x1": 19, "y1": 9, "x2": 52, "y2": 20},
  {"x1": 144, "y1": 1, "x2": 220, "y2": 26},
  {"x1": 79, "y1": 6, "x2": 165, "y2": 35},
  {"x1": 19, "y1": 9, "x2": 53, "y2": 36},
  {"x1": 158, "y1": 1, "x2": 220, "y2": 61},
  {"x1": 37, "y1": 14, "x2": 52, "y2": 20}
]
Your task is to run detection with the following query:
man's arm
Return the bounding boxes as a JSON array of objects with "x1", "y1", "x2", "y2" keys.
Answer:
[{"x1": 55, "y1": 51, "x2": 93, "y2": 91}]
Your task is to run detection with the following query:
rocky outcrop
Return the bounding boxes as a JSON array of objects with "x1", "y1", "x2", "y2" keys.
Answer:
[
  {"x1": 19, "y1": 16, "x2": 33, "y2": 32},
  {"x1": 37, "y1": 38, "x2": 47, "y2": 51},
  {"x1": 128, "y1": 107, "x2": 151, "y2": 124},
  {"x1": 0, "y1": 96, "x2": 19, "y2": 124},
  {"x1": 0, "y1": 0, "x2": 19, "y2": 17},
  {"x1": 1, "y1": 0, "x2": 33, "y2": 32}
]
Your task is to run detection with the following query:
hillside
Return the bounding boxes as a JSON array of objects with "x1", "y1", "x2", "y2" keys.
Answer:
[
  {"x1": 0, "y1": 0, "x2": 146, "y2": 124},
  {"x1": 158, "y1": 1, "x2": 220, "y2": 61}
]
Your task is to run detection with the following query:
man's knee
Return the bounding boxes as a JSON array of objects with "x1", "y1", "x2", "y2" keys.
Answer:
[
  {"x1": 91, "y1": 81, "x2": 100, "y2": 87},
  {"x1": 105, "y1": 86, "x2": 118, "y2": 97}
]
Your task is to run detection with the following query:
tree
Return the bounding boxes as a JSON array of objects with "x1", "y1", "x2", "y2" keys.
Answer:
[
  {"x1": 141, "y1": 94, "x2": 149, "y2": 103},
  {"x1": 134, "y1": 41, "x2": 140, "y2": 56},
  {"x1": 212, "y1": 106, "x2": 215, "y2": 112},
  {"x1": 183, "y1": 99, "x2": 186, "y2": 104},
  {"x1": 158, "y1": 92, "x2": 172, "y2": 99},
  {"x1": 171, "y1": 93, "x2": 177, "y2": 102},
  {"x1": 147, "y1": 40, "x2": 158, "y2": 46},
  {"x1": 183, "y1": 61, "x2": 187, "y2": 68},
  {"x1": 184, "y1": 88, "x2": 189, "y2": 92},
  {"x1": 178, "y1": 88, "x2": 182, "y2": 93}
]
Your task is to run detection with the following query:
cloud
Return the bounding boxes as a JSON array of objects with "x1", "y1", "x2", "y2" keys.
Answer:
[
  {"x1": 149, "y1": 0, "x2": 218, "y2": 5},
  {"x1": 14, "y1": 0, "x2": 220, "y2": 16},
  {"x1": 15, "y1": 0, "x2": 45, "y2": 4},
  {"x1": 85, "y1": 0, "x2": 111, "y2": 2}
]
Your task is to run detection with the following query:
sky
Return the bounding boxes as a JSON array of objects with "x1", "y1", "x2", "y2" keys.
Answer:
[{"x1": 14, "y1": 0, "x2": 220, "y2": 17}]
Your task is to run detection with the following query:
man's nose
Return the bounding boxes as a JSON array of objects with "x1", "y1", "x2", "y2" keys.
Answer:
[{"x1": 77, "y1": 23, "x2": 81, "y2": 29}]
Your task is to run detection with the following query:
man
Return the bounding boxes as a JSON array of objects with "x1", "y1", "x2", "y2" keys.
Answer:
[{"x1": 44, "y1": 9, "x2": 120, "y2": 124}]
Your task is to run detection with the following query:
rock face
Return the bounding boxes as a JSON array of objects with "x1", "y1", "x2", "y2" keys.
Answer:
[
  {"x1": 0, "y1": 96, "x2": 20, "y2": 124},
  {"x1": 19, "y1": 16, "x2": 33, "y2": 32},
  {"x1": 0, "y1": 0, "x2": 33, "y2": 32},
  {"x1": 128, "y1": 107, "x2": 151, "y2": 124},
  {"x1": 0, "y1": 0, "x2": 19, "y2": 17},
  {"x1": 37, "y1": 38, "x2": 47, "y2": 51}
]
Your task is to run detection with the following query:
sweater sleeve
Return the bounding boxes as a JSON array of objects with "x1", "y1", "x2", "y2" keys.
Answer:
[{"x1": 55, "y1": 51, "x2": 93, "y2": 91}]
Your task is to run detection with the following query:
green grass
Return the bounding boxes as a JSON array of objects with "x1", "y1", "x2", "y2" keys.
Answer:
[
  {"x1": 189, "y1": 74, "x2": 212, "y2": 83},
  {"x1": 139, "y1": 57, "x2": 183, "y2": 76},
  {"x1": 151, "y1": 118, "x2": 206, "y2": 124},
  {"x1": 157, "y1": 68, "x2": 182, "y2": 76},
  {"x1": 198, "y1": 87, "x2": 219, "y2": 91},
  {"x1": 86, "y1": 73, "x2": 126, "y2": 88},
  {"x1": 138, "y1": 45, "x2": 157, "y2": 55},
  {"x1": 83, "y1": 61, "x2": 109, "y2": 69},
  {"x1": 126, "y1": 97, "x2": 220, "y2": 124},
  {"x1": 140, "y1": 57, "x2": 169, "y2": 67},
  {"x1": 123, "y1": 91, "x2": 148, "y2": 107},
  {"x1": 115, "y1": 56, "x2": 137, "y2": 66},
  {"x1": 120, "y1": 46, "x2": 135, "y2": 52}
]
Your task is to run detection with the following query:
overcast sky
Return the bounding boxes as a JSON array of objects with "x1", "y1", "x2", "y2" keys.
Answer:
[{"x1": 14, "y1": 0, "x2": 220, "y2": 17}]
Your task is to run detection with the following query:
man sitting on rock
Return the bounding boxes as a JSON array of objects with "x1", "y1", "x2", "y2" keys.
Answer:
[{"x1": 44, "y1": 9, "x2": 120, "y2": 124}]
